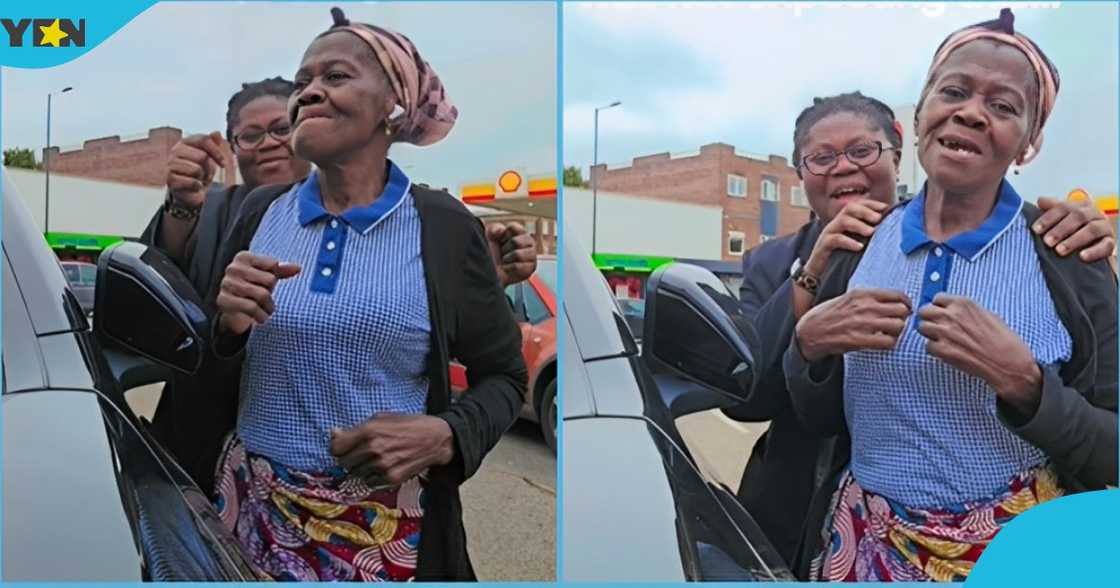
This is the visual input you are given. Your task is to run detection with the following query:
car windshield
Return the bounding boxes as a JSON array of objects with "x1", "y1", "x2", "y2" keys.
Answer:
[
  {"x1": 79, "y1": 264, "x2": 96, "y2": 285},
  {"x1": 62, "y1": 265, "x2": 81, "y2": 283},
  {"x1": 615, "y1": 298, "x2": 645, "y2": 316},
  {"x1": 536, "y1": 259, "x2": 557, "y2": 293}
]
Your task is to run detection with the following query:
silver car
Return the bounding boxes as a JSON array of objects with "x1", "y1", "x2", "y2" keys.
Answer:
[{"x1": 562, "y1": 236, "x2": 794, "y2": 581}]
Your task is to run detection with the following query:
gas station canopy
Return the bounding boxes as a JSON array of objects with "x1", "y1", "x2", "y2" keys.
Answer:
[{"x1": 460, "y1": 170, "x2": 557, "y2": 218}]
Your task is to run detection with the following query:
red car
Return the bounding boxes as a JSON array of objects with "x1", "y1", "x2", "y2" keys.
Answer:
[{"x1": 450, "y1": 257, "x2": 557, "y2": 451}]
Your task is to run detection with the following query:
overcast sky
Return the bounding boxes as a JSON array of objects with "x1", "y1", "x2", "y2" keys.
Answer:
[
  {"x1": 564, "y1": 1, "x2": 1119, "y2": 200},
  {"x1": 2, "y1": 2, "x2": 556, "y2": 192}
]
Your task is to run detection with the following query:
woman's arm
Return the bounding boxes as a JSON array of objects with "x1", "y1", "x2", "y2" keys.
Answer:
[
  {"x1": 723, "y1": 244, "x2": 801, "y2": 421},
  {"x1": 1000, "y1": 260, "x2": 1117, "y2": 490},
  {"x1": 916, "y1": 275, "x2": 1117, "y2": 490},
  {"x1": 204, "y1": 184, "x2": 293, "y2": 358},
  {"x1": 783, "y1": 248, "x2": 911, "y2": 435},
  {"x1": 436, "y1": 216, "x2": 529, "y2": 484}
]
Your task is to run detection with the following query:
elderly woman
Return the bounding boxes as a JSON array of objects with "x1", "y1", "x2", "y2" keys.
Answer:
[
  {"x1": 140, "y1": 76, "x2": 536, "y2": 495},
  {"x1": 726, "y1": 91, "x2": 1113, "y2": 574},
  {"x1": 784, "y1": 9, "x2": 1117, "y2": 581},
  {"x1": 199, "y1": 8, "x2": 526, "y2": 581}
]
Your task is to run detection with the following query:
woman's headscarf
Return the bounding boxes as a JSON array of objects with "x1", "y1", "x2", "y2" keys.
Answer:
[
  {"x1": 917, "y1": 8, "x2": 1060, "y2": 165},
  {"x1": 317, "y1": 6, "x2": 458, "y2": 146}
]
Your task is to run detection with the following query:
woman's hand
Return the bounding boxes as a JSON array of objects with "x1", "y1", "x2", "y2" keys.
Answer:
[
  {"x1": 1034, "y1": 197, "x2": 1116, "y2": 262},
  {"x1": 486, "y1": 222, "x2": 538, "y2": 287},
  {"x1": 795, "y1": 288, "x2": 912, "y2": 362},
  {"x1": 215, "y1": 251, "x2": 300, "y2": 336},
  {"x1": 917, "y1": 294, "x2": 1042, "y2": 415},
  {"x1": 802, "y1": 200, "x2": 889, "y2": 278},
  {"x1": 330, "y1": 414, "x2": 455, "y2": 486},
  {"x1": 166, "y1": 131, "x2": 226, "y2": 209}
]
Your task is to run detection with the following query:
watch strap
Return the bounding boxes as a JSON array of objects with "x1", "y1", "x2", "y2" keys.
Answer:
[
  {"x1": 164, "y1": 193, "x2": 202, "y2": 220},
  {"x1": 792, "y1": 265, "x2": 820, "y2": 296}
]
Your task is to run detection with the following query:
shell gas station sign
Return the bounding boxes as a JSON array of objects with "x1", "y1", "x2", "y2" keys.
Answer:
[{"x1": 460, "y1": 170, "x2": 558, "y2": 218}]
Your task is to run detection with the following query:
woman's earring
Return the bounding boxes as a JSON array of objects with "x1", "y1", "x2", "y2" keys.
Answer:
[{"x1": 385, "y1": 124, "x2": 393, "y2": 137}]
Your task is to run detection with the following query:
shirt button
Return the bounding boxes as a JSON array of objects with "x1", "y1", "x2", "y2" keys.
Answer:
[
  {"x1": 934, "y1": 247, "x2": 943, "y2": 257},
  {"x1": 930, "y1": 271, "x2": 941, "y2": 282},
  {"x1": 330, "y1": 219, "x2": 339, "y2": 229},
  {"x1": 326, "y1": 241, "x2": 336, "y2": 251},
  {"x1": 321, "y1": 267, "x2": 333, "y2": 277}
]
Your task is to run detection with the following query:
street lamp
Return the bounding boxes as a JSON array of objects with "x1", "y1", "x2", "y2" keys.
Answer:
[
  {"x1": 45, "y1": 86, "x2": 73, "y2": 235},
  {"x1": 592, "y1": 100, "x2": 621, "y2": 255}
]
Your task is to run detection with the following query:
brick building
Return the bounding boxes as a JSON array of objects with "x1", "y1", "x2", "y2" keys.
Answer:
[
  {"x1": 590, "y1": 142, "x2": 812, "y2": 262},
  {"x1": 43, "y1": 126, "x2": 238, "y2": 188}
]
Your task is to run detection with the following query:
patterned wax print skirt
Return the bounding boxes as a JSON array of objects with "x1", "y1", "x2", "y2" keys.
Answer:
[
  {"x1": 811, "y1": 465, "x2": 1062, "y2": 582},
  {"x1": 214, "y1": 434, "x2": 425, "y2": 581}
]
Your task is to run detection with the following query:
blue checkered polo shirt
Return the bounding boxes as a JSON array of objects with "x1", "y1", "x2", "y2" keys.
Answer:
[
  {"x1": 844, "y1": 181, "x2": 1072, "y2": 508},
  {"x1": 237, "y1": 163, "x2": 432, "y2": 471}
]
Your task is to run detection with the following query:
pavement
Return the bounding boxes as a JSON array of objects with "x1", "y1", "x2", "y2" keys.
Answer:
[
  {"x1": 123, "y1": 384, "x2": 557, "y2": 582},
  {"x1": 674, "y1": 408, "x2": 770, "y2": 494},
  {"x1": 461, "y1": 419, "x2": 556, "y2": 581}
]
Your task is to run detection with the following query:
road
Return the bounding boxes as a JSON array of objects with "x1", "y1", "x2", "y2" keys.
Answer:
[{"x1": 124, "y1": 385, "x2": 557, "y2": 581}]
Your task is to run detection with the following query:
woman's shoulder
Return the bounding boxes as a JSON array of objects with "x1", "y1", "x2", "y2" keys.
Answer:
[
  {"x1": 241, "y1": 182, "x2": 298, "y2": 215},
  {"x1": 410, "y1": 184, "x2": 481, "y2": 226}
]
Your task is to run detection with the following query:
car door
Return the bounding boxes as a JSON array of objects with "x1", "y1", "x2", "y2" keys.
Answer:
[{"x1": 521, "y1": 279, "x2": 553, "y2": 372}]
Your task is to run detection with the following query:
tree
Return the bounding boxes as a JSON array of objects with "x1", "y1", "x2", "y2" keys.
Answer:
[
  {"x1": 4, "y1": 147, "x2": 41, "y2": 170},
  {"x1": 563, "y1": 165, "x2": 585, "y2": 187}
]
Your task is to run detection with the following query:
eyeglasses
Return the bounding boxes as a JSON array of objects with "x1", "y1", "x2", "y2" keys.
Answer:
[
  {"x1": 233, "y1": 122, "x2": 293, "y2": 151},
  {"x1": 799, "y1": 141, "x2": 898, "y2": 176}
]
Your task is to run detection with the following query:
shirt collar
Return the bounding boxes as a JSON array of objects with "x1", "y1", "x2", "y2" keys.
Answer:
[
  {"x1": 900, "y1": 180, "x2": 1024, "y2": 261},
  {"x1": 297, "y1": 160, "x2": 412, "y2": 234}
]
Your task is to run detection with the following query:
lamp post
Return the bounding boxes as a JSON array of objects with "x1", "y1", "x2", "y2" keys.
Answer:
[
  {"x1": 592, "y1": 100, "x2": 621, "y2": 255},
  {"x1": 45, "y1": 86, "x2": 73, "y2": 235}
]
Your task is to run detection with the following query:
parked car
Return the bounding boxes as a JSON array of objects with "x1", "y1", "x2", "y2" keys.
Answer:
[
  {"x1": 614, "y1": 297, "x2": 645, "y2": 343},
  {"x1": 2, "y1": 177, "x2": 256, "y2": 581},
  {"x1": 60, "y1": 260, "x2": 97, "y2": 315},
  {"x1": 561, "y1": 236, "x2": 794, "y2": 582},
  {"x1": 450, "y1": 257, "x2": 558, "y2": 451}
]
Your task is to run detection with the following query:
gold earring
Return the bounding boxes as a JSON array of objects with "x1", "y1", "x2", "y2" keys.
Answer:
[{"x1": 384, "y1": 124, "x2": 393, "y2": 137}]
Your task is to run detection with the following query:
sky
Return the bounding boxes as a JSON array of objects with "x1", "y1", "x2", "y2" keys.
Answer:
[
  {"x1": 1, "y1": 1, "x2": 557, "y2": 192},
  {"x1": 564, "y1": 1, "x2": 1120, "y2": 200}
]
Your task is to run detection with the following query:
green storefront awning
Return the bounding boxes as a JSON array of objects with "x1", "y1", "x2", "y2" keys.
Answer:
[
  {"x1": 592, "y1": 253, "x2": 674, "y2": 273},
  {"x1": 44, "y1": 232, "x2": 127, "y2": 251}
]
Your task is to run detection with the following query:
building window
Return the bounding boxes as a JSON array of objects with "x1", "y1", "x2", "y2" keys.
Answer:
[
  {"x1": 728, "y1": 231, "x2": 745, "y2": 255},
  {"x1": 761, "y1": 177, "x2": 779, "y2": 202},
  {"x1": 727, "y1": 174, "x2": 747, "y2": 198},
  {"x1": 791, "y1": 186, "x2": 809, "y2": 207}
]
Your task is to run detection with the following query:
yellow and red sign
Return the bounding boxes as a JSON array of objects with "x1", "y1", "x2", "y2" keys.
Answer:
[
  {"x1": 460, "y1": 170, "x2": 557, "y2": 204},
  {"x1": 1067, "y1": 188, "x2": 1117, "y2": 217}
]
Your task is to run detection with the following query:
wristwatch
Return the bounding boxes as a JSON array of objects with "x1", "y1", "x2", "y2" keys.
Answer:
[
  {"x1": 792, "y1": 265, "x2": 820, "y2": 295},
  {"x1": 164, "y1": 193, "x2": 202, "y2": 220}
]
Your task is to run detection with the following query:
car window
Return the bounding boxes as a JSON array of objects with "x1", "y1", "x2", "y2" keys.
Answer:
[
  {"x1": 98, "y1": 395, "x2": 256, "y2": 580},
  {"x1": 524, "y1": 283, "x2": 551, "y2": 325},
  {"x1": 535, "y1": 260, "x2": 557, "y2": 294},
  {"x1": 63, "y1": 265, "x2": 80, "y2": 283},
  {"x1": 505, "y1": 283, "x2": 525, "y2": 320},
  {"x1": 645, "y1": 421, "x2": 788, "y2": 581},
  {"x1": 80, "y1": 264, "x2": 97, "y2": 285}
]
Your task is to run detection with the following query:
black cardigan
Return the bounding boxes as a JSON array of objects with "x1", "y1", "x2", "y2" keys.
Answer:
[
  {"x1": 782, "y1": 202, "x2": 1118, "y2": 578},
  {"x1": 187, "y1": 182, "x2": 528, "y2": 580},
  {"x1": 722, "y1": 220, "x2": 825, "y2": 566}
]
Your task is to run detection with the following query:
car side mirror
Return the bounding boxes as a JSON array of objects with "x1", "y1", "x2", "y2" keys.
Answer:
[
  {"x1": 93, "y1": 242, "x2": 208, "y2": 375},
  {"x1": 641, "y1": 263, "x2": 757, "y2": 403}
]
